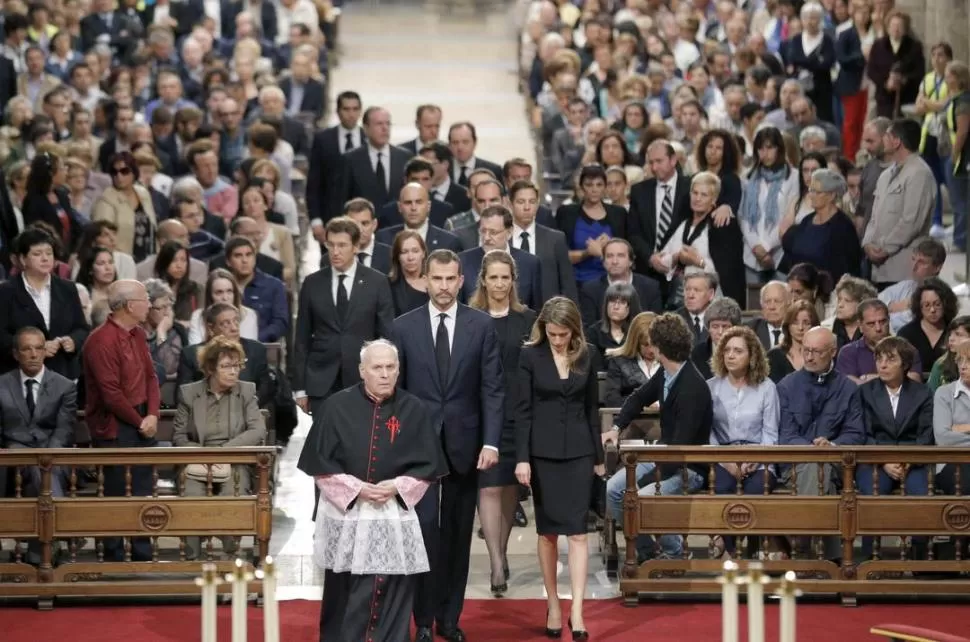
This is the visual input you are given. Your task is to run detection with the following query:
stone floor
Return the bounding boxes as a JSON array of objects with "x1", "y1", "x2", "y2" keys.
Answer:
[{"x1": 274, "y1": 0, "x2": 616, "y2": 602}]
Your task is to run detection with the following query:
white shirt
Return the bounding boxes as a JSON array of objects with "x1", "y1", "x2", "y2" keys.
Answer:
[
  {"x1": 429, "y1": 301, "x2": 457, "y2": 353},
  {"x1": 886, "y1": 384, "x2": 902, "y2": 417},
  {"x1": 739, "y1": 169, "x2": 798, "y2": 271},
  {"x1": 338, "y1": 125, "x2": 361, "y2": 154},
  {"x1": 332, "y1": 260, "x2": 358, "y2": 304},
  {"x1": 21, "y1": 366, "x2": 45, "y2": 401},
  {"x1": 512, "y1": 221, "x2": 537, "y2": 254},
  {"x1": 357, "y1": 237, "x2": 376, "y2": 268},
  {"x1": 368, "y1": 144, "x2": 391, "y2": 192},
  {"x1": 766, "y1": 322, "x2": 784, "y2": 348},
  {"x1": 453, "y1": 157, "x2": 477, "y2": 184},
  {"x1": 658, "y1": 218, "x2": 716, "y2": 281},
  {"x1": 433, "y1": 176, "x2": 452, "y2": 202},
  {"x1": 203, "y1": 0, "x2": 222, "y2": 38},
  {"x1": 408, "y1": 219, "x2": 430, "y2": 243},
  {"x1": 654, "y1": 174, "x2": 679, "y2": 249},
  {"x1": 638, "y1": 358, "x2": 660, "y2": 379},
  {"x1": 24, "y1": 275, "x2": 52, "y2": 329}
]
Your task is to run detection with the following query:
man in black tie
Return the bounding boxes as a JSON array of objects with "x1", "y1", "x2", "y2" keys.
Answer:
[
  {"x1": 447, "y1": 121, "x2": 502, "y2": 198},
  {"x1": 747, "y1": 281, "x2": 791, "y2": 350},
  {"x1": 340, "y1": 106, "x2": 410, "y2": 213},
  {"x1": 308, "y1": 90, "x2": 363, "y2": 243},
  {"x1": 320, "y1": 198, "x2": 393, "y2": 274},
  {"x1": 293, "y1": 216, "x2": 395, "y2": 419},
  {"x1": 400, "y1": 104, "x2": 443, "y2": 156},
  {"x1": 392, "y1": 250, "x2": 503, "y2": 642},
  {"x1": 676, "y1": 273, "x2": 718, "y2": 347}
]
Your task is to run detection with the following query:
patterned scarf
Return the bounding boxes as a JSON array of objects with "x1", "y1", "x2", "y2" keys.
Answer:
[{"x1": 741, "y1": 165, "x2": 788, "y2": 229}]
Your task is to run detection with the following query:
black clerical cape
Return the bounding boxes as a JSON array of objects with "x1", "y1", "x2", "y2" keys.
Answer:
[{"x1": 298, "y1": 384, "x2": 446, "y2": 642}]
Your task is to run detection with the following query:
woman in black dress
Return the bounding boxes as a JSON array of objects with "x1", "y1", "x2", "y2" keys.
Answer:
[
  {"x1": 767, "y1": 299, "x2": 820, "y2": 384},
  {"x1": 469, "y1": 250, "x2": 537, "y2": 597},
  {"x1": 387, "y1": 229, "x2": 429, "y2": 316},
  {"x1": 516, "y1": 296, "x2": 603, "y2": 639},
  {"x1": 897, "y1": 277, "x2": 958, "y2": 374},
  {"x1": 586, "y1": 281, "x2": 641, "y2": 361}
]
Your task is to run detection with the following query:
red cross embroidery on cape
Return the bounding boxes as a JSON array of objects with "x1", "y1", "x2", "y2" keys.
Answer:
[{"x1": 386, "y1": 416, "x2": 401, "y2": 443}]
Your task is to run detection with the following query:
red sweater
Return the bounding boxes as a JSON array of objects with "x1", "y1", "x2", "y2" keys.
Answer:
[{"x1": 82, "y1": 316, "x2": 160, "y2": 440}]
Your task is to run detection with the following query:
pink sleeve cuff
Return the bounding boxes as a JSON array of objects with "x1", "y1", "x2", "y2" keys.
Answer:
[
  {"x1": 316, "y1": 474, "x2": 363, "y2": 511},
  {"x1": 393, "y1": 476, "x2": 431, "y2": 510}
]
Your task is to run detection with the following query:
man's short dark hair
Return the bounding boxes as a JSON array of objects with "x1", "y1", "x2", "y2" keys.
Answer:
[
  {"x1": 336, "y1": 91, "x2": 362, "y2": 111},
  {"x1": 14, "y1": 326, "x2": 45, "y2": 348},
  {"x1": 746, "y1": 64, "x2": 772, "y2": 86},
  {"x1": 362, "y1": 106, "x2": 385, "y2": 127},
  {"x1": 425, "y1": 248, "x2": 461, "y2": 275},
  {"x1": 648, "y1": 313, "x2": 694, "y2": 363},
  {"x1": 740, "y1": 102, "x2": 764, "y2": 121},
  {"x1": 889, "y1": 118, "x2": 922, "y2": 152},
  {"x1": 448, "y1": 121, "x2": 477, "y2": 142},
  {"x1": 479, "y1": 205, "x2": 513, "y2": 229},
  {"x1": 247, "y1": 122, "x2": 277, "y2": 153},
  {"x1": 4, "y1": 13, "x2": 28, "y2": 36},
  {"x1": 420, "y1": 141, "x2": 453, "y2": 168},
  {"x1": 415, "y1": 104, "x2": 441, "y2": 121},
  {"x1": 343, "y1": 197, "x2": 375, "y2": 219},
  {"x1": 224, "y1": 235, "x2": 256, "y2": 258},
  {"x1": 326, "y1": 216, "x2": 362, "y2": 246},
  {"x1": 874, "y1": 336, "x2": 917, "y2": 373},
  {"x1": 915, "y1": 237, "x2": 947, "y2": 267},
  {"x1": 685, "y1": 272, "x2": 719, "y2": 292},
  {"x1": 603, "y1": 237, "x2": 635, "y2": 262},
  {"x1": 291, "y1": 22, "x2": 312, "y2": 37},
  {"x1": 404, "y1": 157, "x2": 434, "y2": 180},
  {"x1": 858, "y1": 298, "x2": 890, "y2": 319}
]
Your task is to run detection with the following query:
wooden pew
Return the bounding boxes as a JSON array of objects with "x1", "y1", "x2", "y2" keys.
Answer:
[
  {"x1": 870, "y1": 625, "x2": 970, "y2": 642},
  {"x1": 74, "y1": 409, "x2": 271, "y2": 447}
]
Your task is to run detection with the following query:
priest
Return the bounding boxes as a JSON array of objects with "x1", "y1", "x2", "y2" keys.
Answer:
[{"x1": 298, "y1": 339, "x2": 447, "y2": 642}]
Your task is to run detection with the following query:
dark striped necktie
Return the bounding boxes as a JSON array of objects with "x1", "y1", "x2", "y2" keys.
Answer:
[{"x1": 657, "y1": 184, "x2": 673, "y2": 250}]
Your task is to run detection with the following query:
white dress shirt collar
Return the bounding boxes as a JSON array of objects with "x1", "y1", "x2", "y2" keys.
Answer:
[
  {"x1": 429, "y1": 300, "x2": 458, "y2": 321},
  {"x1": 659, "y1": 172, "x2": 679, "y2": 191},
  {"x1": 886, "y1": 383, "x2": 902, "y2": 417},
  {"x1": 408, "y1": 218, "x2": 430, "y2": 241},
  {"x1": 338, "y1": 125, "x2": 360, "y2": 149},
  {"x1": 334, "y1": 259, "x2": 358, "y2": 281},
  {"x1": 513, "y1": 220, "x2": 537, "y2": 243},
  {"x1": 21, "y1": 366, "x2": 45, "y2": 394},
  {"x1": 434, "y1": 176, "x2": 452, "y2": 200}
]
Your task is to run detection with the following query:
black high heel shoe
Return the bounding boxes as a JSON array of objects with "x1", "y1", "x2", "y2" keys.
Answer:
[
  {"x1": 569, "y1": 618, "x2": 589, "y2": 640},
  {"x1": 545, "y1": 609, "x2": 562, "y2": 638},
  {"x1": 490, "y1": 580, "x2": 507, "y2": 598}
]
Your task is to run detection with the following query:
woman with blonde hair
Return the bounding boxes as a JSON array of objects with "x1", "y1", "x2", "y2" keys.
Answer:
[
  {"x1": 470, "y1": 250, "x2": 537, "y2": 597},
  {"x1": 604, "y1": 311, "x2": 660, "y2": 407},
  {"x1": 706, "y1": 325, "x2": 780, "y2": 558},
  {"x1": 516, "y1": 296, "x2": 602, "y2": 638}
]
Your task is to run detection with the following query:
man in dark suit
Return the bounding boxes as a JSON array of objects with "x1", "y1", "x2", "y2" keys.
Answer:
[
  {"x1": 627, "y1": 140, "x2": 693, "y2": 276},
  {"x1": 279, "y1": 52, "x2": 325, "y2": 122},
  {"x1": 392, "y1": 249, "x2": 503, "y2": 642},
  {"x1": 602, "y1": 312, "x2": 712, "y2": 560},
  {"x1": 580, "y1": 239, "x2": 662, "y2": 324},
  {"x1": 307, "y1": 91, "x2": 363, "y2": 239},
  {"x1": 341, "y1": 106, "x2": 410, "y2": 216},
  {"x1": 508, "y1": 180, "x2": 576, "y2": 305},
  {"x1": 0, "y1": 53, "x2": 16, "y2": 114},
  {"x1": 420, "y1": 142, "x2": 467, "y2": 210},
  {"x1": 445, "y1": 173, "x2": 505, "y2": 249},
  {"x1": 501, "y1": 157, "x2": 556, "y2": 227},
  {"x1": 676, "y1": 273, "x2": 718, "y2": 347},
  {"x1": 322, "y1": 198, "x2": 392, "y2": 274},
  {"x1": 378, "y1": 157, "x2": 454, "y2": 229},
  {"x1": 256, "y1": 85, "x2": 310, "y2": 157},
  {"x1": 747, "y1": 281, "x2": 791, "y2": 350},
  {"x1": 399, "y1": 104, "x2": 442, "y2": 156},
  {"x1": 447, "y1": 121, "x2": 503, "y2": 212},
  {"x1": 459, "y1": 205, "x2": 543, "y2": 309},
  {"x1": 293, "y1": 217, "x2": 395, "y2": 418},
  {"x1": 221, "y1": 0, "x2": 278, "y2": 42},
  {"x1": 0, "y1": 327, "x2": 76, "y2": 561},
  {"x1": 376, "y1": 183, "x2": 464, "y2": 254},
  {"x1": 80, "y1": 0, "x2": 140, "y2": 59}
]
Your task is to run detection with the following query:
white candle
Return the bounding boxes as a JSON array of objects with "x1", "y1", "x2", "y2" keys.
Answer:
[
  {"x1": 776, "y1": 571, "x2": 800, "y2": 642},
  {"x1": 718, "y1": 560, "x2": 740, "y2": 642},
  {"x1": 262, "y1": 557, "x2": 280, "y2": 642},
  {"x1": 228, "y1": 558, "x2": 251, "y2": 642},
  {"x1": 195, "y1": 563, "x2": 220, "y2": 642},
  {"x1": 746, "y1": 562, "x2": 767, "y2": 642}
]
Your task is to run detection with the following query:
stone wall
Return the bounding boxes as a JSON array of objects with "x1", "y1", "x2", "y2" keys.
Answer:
[{"x1": 899, "y1": 0, "x2": 970, "y2": 63}]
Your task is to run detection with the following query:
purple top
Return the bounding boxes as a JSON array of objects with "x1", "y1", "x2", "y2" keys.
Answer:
[{"x1": 835, "y1": 338, "x2": 923, "y2": 378}]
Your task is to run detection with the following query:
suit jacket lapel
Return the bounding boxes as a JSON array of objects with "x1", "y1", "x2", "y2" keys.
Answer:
[
  {"x1": 7, "y1": 375, "x2": 30, "y2": 425},
  {"x1": 417, "y1": 309, "x2": 443, "y2": 394},
  {"x1": 893, "y1": 385, "x2": 913, "y2": 435},
  {"x1": 446, "y1": 306, "x2": 470, "y2": 388},
  {"x1": 192, "y1": 389, "x2": 208, "y2": 444},
  {"x1": 344, "y1": 269, "x2": 367, "y2": 322},
  {"x1": 16, "y1": 276, "x2": 48, "y2": 333}
]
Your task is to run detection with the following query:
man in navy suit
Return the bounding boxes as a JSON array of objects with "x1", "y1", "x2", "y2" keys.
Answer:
[
  {"x1": 447, "y1": 121, "x2": 503, "y2": 212},
  {"x1": 459, "y1": 205, "x2": 542, "y2": 310},
  {"x1": 320, "y1": 198, "x2": 392, "y2": 274},
  {"x1": 307, "y1": 90, "x2": 363, "y2": 242},
  {"x1": 392, "y1": 249, "x2": 503, "y2": 642},
  {"x1": 377, "y1": 157, "x2": 454, "y2": 229},
  {"x1": 580, "y1": 238, "x2": 663, "y2": 324},
  {"x1": 375, "y1": 183, "x2": 463, "y2": 253},
  {"x1": 399, "y1": 104, "x2": 442, "y2": 156},
  {"x1": 279, "y1": 52, "x2": 325, "y2": 122}
]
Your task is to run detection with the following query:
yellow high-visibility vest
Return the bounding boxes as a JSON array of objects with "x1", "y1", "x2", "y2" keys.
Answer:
[
  {"x1": 919, "y1": 72, "x2": 949, "y2": 153},
  {"x1": 948, "y1": 91, "x2": 965, "y2": 175}
]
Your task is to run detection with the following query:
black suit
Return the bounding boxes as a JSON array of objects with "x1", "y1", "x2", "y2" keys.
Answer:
[
  {"x1": 80, "y1": 10, "x2": 140, "y2": 59},
  {"x1": 307, "y1": 125, "x2": 359, "y2": 225},
  {"x1": 320, "y1": 242, "x2": 392, "y2": 275},
  {"x1": 140, "y1": 0, "x2": 202, "y2": 38},
  {"x1": 523, "y1": 224, "x2": 577, "y2": 305},
  {"x1": 579, "y1": 273, "x2": 663, "y2": 325},
  {"x1": 292, "y1": 265, "x2": 394, "y2": 403},
  {"x1": 210, "y1": 253, "x2": 284, "y2": 282},
  {"x1": 176, "y1": 338, "x2": 272, "y2": 406},
  {"x1": 0, "y1": 56, "x2": 16, "y2": 116},
  {"x1": 627, "y1": 173, "x2": 693, "y2": 275},
  {"x1": 221, "y1": 0, "x2": 277, "y2": 42},
  {"x1": 392, "y1": 303, "x2": 503, "y2": 631},
  {"x1": 375, "y1": 224, "x2": 463, "y2": 254},
  {"x1": 747, "y1": 317, "x2": 785, "y2": 352},
  {"x1": 377, "y1": 199, "x2": 454, "y2": 229},
  {"x1": 341, "y1": 145, "x2": 410, "y2": 212},
  {"x1": 449, "y1": 157, "x2": 504, "y2": 212},
  {"x1": 279, "y1": 115, "x2": 310, "y2": 158},
  {"x1": 399, "y1": 138, "x2": 440, "y2": 156},
  {"x1": 438, "y1": 182, "x2": 468, "y2": 211},
  {"x1": 0, "y1": 275, "x2": 89, "y2": 379},
  {"x1": 459, "y1": 246, "x2": 543, "y2": 310},
  {"x1": 279, "y1": 77, "x2": 325, "y2": 122},
  {"x1": 677, "y1": 306, "x2": 710, "y2": 347},
  {"x1": 857, "y1": 378, "x2": 934, "y2": 447},
  {"x1": 0, "y1": 166, "x2": 20, "y2": 270}
]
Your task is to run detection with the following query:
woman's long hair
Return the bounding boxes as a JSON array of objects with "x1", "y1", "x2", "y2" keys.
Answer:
[
  {"x1": 469, "y1": 250, "x2": 525, "y2": 313},
  {"x1": 599, "y1": 281, "x2": 641, "y2": 333},
  {"x1": 75, "y1": 246, "x2": 115, "y2": 291},
  {"x1": 387, "y1": 229, "x2": 426, "y2": 282},
  {"x1": 606, "y1": 311, "x2": 657, "y2": 359},
  {"x1": 940, "y1": 316, "x2": 970, "y2": 384},
  {"x1": 780, "y1": 299, "x2": 821, "y2": 352},
  {"x1": 526, "y1": 296, "x2": 589, "y2": 372},
  {"x1": 26, "y1": 151, "x2": 59, "y2": 196},
  {"x1": 711, "y1": 325, "x2": 770, "y2": 384},
  {"x1": 750, "y1": 126, "x2": 790, "y2": 176},
  {"x1": 695, "y1": 128, "x2": 742, "y2": 176},
  {"x1": 204, "y1": 268, "x2": 244, "y2": 310}
]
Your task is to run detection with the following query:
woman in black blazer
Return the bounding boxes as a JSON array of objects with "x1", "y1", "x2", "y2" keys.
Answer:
[
  {"x1": 0, "y1": 228, "x2": 89, "y2": 379},
  {"x1": 21, "y1": 152, "x2": 82, "y2": 260},
  {"x1": 516, "y1": 296, "x2": 602, "y2": 638},
  {"x1": 469, "y1": 250, "x2": 537, "y2": 596},
  {"x1": 866, "y1": 11, "x2": 925, "y2": 119},
  {"x1": 555, "y1": 165, "x2": 628, "y2": 288},
  {"x1": 604, "y1": 311, "x2": 660, "y2": 406}
]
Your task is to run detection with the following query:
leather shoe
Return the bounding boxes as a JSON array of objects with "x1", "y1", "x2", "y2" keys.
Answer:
[
  {"x1": 414, "y1": 626, "x2": 433, "y2": 642},
  {"x1": 437, "y1": 626, "x2": 467, "y2": 642}
]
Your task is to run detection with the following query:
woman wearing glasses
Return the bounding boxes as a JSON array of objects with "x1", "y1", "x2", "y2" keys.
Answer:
[
  {"x1": 92, "y1": 151, "x2": 158, "y2": 264},
  {"x1": 897, "y1": 277, "x2": 959, "y2": 374}
]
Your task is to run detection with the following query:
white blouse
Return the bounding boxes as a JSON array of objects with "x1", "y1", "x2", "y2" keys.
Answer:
[
  {"x1": 658, "y1": 217, "x2": 717, "y2": 281},
  {"x1": 739, "y1": 169, "x2": 799, "y2": 271}
]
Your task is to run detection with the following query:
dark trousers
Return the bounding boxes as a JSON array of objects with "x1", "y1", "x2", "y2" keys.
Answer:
[
  {"x1": 414, "y1": 468, "x2": 478, "y2": 630},
  {"x1": 938, "y1": 463, "x2": 970, "y2": 495},
  {"x1": 855, "y1": 464, "x2": 929, "y2": 559},
  {"x1": 310, "y1": 394, "x2": 331, "y2": 522},
  {"x1": 321, "y1": 570, "x2": 414, "y2": 642},
  {"x1": 94, "y1": 418, "x2": 156, "y2": 561},
  {"x1": 714, "y1": 466, "x2": 776, "y2": 553}
]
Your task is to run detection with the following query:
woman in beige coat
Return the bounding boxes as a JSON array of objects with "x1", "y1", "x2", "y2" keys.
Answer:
[{"x1": 92, "y1": 151, "x2": 157, "y2": 263}]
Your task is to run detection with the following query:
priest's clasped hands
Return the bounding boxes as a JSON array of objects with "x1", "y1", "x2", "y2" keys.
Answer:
[{"x1": 358, "y1": 480, "x2": 399, "y2": 504}]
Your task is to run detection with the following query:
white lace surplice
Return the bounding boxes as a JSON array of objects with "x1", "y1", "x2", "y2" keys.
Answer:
[{"x1": 313, "y1": 475, "x2": 430, "y2": 575}]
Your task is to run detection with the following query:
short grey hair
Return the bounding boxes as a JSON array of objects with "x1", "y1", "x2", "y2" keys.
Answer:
[
  {"x1": 800, "y1": 1, "x2": 824, "y2": 18},
  {"x1": 866, "y1": 116, "x2": 892, "y2": 136},
  {"x1": 781, "y1": 79, "x2": 804, "y2": 96},
  {"x1": 171, "y1": 176, "x2": 204, "y2": 204},
  {"x1": 760, "y1": 280, "x2": 790, "y2": 303},
  {"x1": 259, "y1": 85, "x2": 285, "y2": 103},
  {"x1": 799, "y1": 125, "x2": 826, "y2": 146},
  {"x1": 106, "y1": 280, "x2": 145, "y2": 313},
  {"x1": 143, "y1": 278, "x2": 174, "y2": 305},
  {"x1": 705, "y1": 297, "x2": 742, "y2": 328},
  {"x1": 360, "y1": 339, "x2": 399, "y2": 364},
  {"x1": 810, "y1": 168, "x2": 847, "y2": 200}
]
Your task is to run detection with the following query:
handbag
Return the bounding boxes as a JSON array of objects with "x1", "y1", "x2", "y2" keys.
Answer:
[{"x1": 185, "y1": 463, "x2": 231, "y2": 483}]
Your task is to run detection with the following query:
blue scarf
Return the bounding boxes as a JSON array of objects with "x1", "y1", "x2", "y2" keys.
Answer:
[{"x1": 741, "y1": 166, "x2": 787, "y2": 229}]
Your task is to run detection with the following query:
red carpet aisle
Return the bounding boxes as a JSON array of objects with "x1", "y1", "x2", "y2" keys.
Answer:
[{"x1": 3, "y1": 599, "x2": 967, "y2": 641}]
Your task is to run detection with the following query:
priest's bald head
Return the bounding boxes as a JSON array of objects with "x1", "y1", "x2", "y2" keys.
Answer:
[{"x1": 359, "y1": 339, "x2": 400, "y2": 401}]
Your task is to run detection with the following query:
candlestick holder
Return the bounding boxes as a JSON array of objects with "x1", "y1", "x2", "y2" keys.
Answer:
[
  {"x1": 775, "y1": 570, "x2": 802, "y2": 642},
  {"x1": 717, "y1": 560, "x2": 740, "y2": 642},
  {"x1": 195, "y1": 563, "x2": 222, "y2": 642},
  {"x1": 742, "y1": 562, "x2": 769, "y2": 642},
  {"x1": 255, "y1": 556, "x2": 281, "y2": 642}
]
